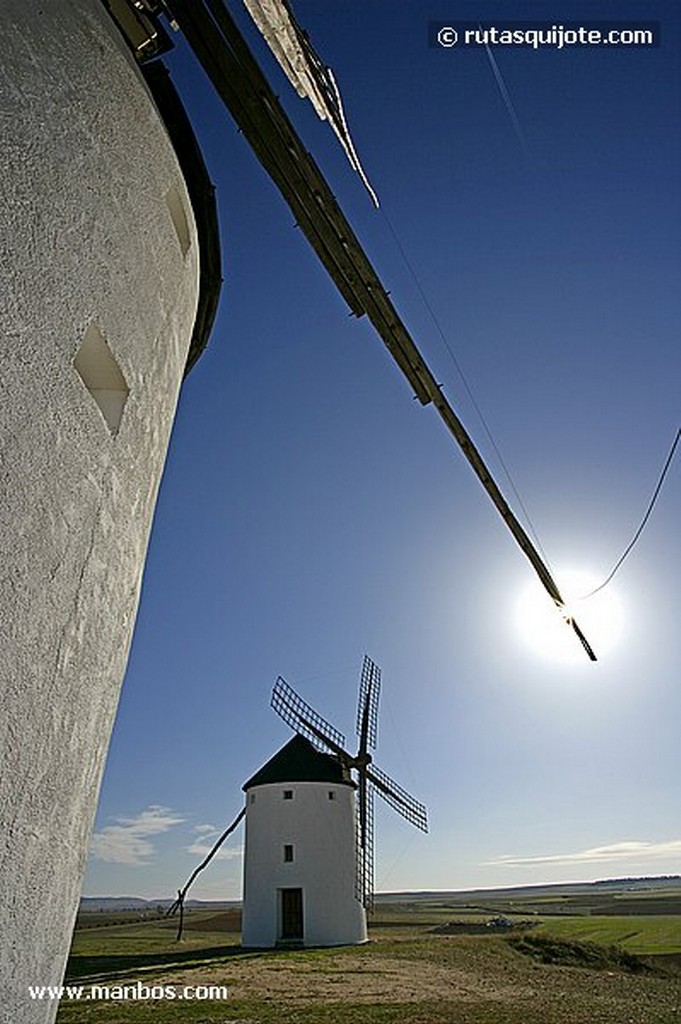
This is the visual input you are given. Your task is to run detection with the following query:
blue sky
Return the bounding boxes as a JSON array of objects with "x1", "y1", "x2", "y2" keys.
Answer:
[{"x1": 83, "y1": 0, "x2": 680, "y2": 900}]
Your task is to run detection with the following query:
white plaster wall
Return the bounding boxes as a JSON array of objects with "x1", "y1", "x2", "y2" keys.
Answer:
[
  {"x1": 242, "y1": 782, "x2": 368, "y2": 947},
  {"x1": 0, "y1": 4, "x2": 201, "y2": 1021}
]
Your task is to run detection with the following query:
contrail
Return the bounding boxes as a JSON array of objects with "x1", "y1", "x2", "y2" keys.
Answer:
[{"x1": 481, "y1": 29, "x2": 529, "y2": 155}]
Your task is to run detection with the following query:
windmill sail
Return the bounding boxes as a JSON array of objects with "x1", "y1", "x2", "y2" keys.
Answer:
[
  {"x1": 357, "y1": 655, "x2": 381, "y2": 751},
  {"x1": 271, "y1": 676, "x2": 346, "y2": 754},
  {"x1": 366, "y1": 764, "x2": 428, "y2": 833},
  {"x1": 355, "y1": 778, "x2": 374, "y2": 909},
  {"x1": 241, "y1": 0, "x2": 379, "y2": 206},
  {"x1": 354, "y1": 654, "x2": 380, "y2": 908}
]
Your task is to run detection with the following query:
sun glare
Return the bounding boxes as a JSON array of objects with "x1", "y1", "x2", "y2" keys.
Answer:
[{"x1": 515, "y1": 569, "x2": 624, "y2": 664}]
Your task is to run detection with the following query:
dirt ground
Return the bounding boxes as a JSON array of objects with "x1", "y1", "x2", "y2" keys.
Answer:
[{"x1": 147, "y1": 935, "x2": 681, "y2": 1023}]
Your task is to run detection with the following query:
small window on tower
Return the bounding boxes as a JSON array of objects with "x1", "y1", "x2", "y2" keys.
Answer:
[
  {"x1": 283, "y1": 790, "x2": 293, "y2": 800},
  {"x1": 74, "y1": 322, "x2": 129, "y2": 436},
  {"x1": 283, "y1": 844, "x2": 294, "y2": 862},
  {"x1": 249, "y1": 793, "x2": 256, "y2": 804},
  {"x1": 165, "y1": 184, "x2": 192, "y2": 257},
  {"x1": 328, "y1": 791, "x2": 335, "y2": 800}
]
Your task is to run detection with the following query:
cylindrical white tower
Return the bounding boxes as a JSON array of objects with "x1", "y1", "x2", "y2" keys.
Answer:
[
  {"x1": 0, "y1": 4, "x2": 213, "y2": 1021},
  {"x1": 241, "y1": 735, "x2": 368, "y2": 948}
]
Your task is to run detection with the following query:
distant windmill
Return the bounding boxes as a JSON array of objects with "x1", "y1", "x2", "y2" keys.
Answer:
[
  {"x1": 271, "y1": 656, "x2": 428, "y2": 909},
  {"x1": 240, "y1": 656, "x2": 427, "y2": 947}
]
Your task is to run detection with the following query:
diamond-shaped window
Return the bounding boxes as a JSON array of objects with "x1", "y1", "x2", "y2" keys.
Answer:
[
  {"x1": 74, "y1": 323, "x2": 129, "y2": 436},
  {"x1": 165, "y1": 184, "x2": 191, "y2": 258}
]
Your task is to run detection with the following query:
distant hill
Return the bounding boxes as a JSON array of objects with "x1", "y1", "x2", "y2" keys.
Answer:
[
  {"x1": 79, "y1": 896, "x2": 240, "y2": 912},
  {"x1": 593, "y1": 876, "x2": 681, "y2": 888},
  {"x1": 81, "y1": 877, "x2": 681, "y2": 912},
  {"x1": 375, "y1": 876, "x2": 681, "y2": 903}
]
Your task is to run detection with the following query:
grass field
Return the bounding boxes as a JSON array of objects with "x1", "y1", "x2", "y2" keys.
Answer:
[
  {"x1": 54, "y1": 887, "x2": 681, "y2": 1024},
  {"x1": 53, "y1": 921, "x2": 679, "y2": 1015},
  {"x1": 534, "y1": 914, "x2": 681, "y2": 955}
]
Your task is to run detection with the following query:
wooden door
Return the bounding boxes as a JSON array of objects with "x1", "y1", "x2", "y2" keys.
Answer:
[{"x1": 280, "y1": 887, "x2": 303, "y2": 940}]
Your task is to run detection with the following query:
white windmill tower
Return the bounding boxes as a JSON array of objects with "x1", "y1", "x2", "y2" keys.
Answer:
[
  {"x1": 241, "y1": 657, "x2": 428, "y2": 948},
  {"x1": 1, "y1": 4, "x2": 221, "y2": 1019}
]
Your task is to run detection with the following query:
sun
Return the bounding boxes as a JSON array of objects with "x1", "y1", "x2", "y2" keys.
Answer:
[{"x1": 514, "y1": 568, "x2": 624, "y2": 664}]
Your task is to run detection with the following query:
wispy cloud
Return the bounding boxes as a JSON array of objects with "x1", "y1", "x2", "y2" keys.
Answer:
[
  {"x1": 194, "y1": 823, "x2": 219, "y2": 836},
  {"x1": 89, "y1": 806, "x2": 184, "y2": 866},
  {"x1": 487, "y1": 839, "x2": 681, "y2": 869},
  {"x1": 186, "y1": 824, "x2": 243, "y2": 862}
]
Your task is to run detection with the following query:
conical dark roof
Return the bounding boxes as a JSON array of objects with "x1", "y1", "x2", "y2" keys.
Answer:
[{"x1": 243, "y1": 734, "x2": 354, "y2": 790}]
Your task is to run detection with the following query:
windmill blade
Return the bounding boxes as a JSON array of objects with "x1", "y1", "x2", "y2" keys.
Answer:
[
  {"x1": 355, "y1": 778, "x2": 375, "y2": 910},
  {"x1": 366, "y1": 763, "x2": 428, "y2": 833},
  {"x1": 356, "y1": 655, "x2": 381, "y2": 751},
  {"x1": 271, "y1": 677, "x2": 347, "y2": 755},
  {"x1": 358, "y1": 768, "x2": 367, "y2": 844},
  {"x1": 163, "y1": 0, "x2": 596, "y2": 661}
]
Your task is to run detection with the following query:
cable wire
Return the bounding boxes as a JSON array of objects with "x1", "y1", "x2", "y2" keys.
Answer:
[
  {"x1": 379, "y1": 205, "x2": 552, "y2": 570},
  {"x1": 581, "y1": 426, "x2": 680, "y2": 599}
]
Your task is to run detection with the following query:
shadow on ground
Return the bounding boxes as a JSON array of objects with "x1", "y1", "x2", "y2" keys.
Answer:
[{"x1": 65, "y1": 944, "x2": 255, "y2": 983}]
